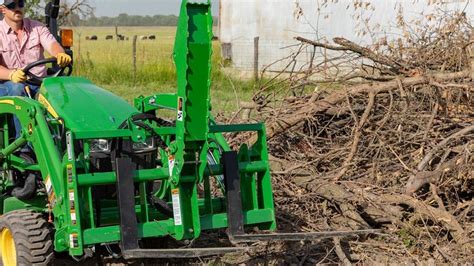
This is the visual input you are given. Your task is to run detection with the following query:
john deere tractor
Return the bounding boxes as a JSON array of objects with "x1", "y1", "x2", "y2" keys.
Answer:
[{"x1": 0, "y1": 0, "x2": 278, "y2": 264}]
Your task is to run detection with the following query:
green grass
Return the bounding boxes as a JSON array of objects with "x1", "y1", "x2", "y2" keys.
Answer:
[{"x1": 70, "y1": 26, "x2": 255, "y2": 114}]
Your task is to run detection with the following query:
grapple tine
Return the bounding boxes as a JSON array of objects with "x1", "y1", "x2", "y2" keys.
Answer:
[
  {"x1": 122, "y1": 247, "x2": 248, "y2": 259},
  {"x1": 231, "y1": 229, "x2": 382, "y2": 243}
]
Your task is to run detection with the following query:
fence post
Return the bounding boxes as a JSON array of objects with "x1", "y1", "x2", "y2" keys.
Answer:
[
  {"x1": 115, "y1": 25, "x2": 119, "y2": 42},
  {"x1": 254, "y1": 36, "x2": 259, "y2": 81},
  {"x1": 133, "y1": 35, "x2": 137, "y2": 84}
]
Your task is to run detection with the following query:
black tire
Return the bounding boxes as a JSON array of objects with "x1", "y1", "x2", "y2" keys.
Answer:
[
  {"x1": 11, "y1": 153, "x2": 38, "y2": 200},
  {"x1": 0, "y1": 210, "x2": 53, "y2": 266}
]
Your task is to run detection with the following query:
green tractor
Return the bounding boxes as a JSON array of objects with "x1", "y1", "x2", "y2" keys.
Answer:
[
  {"x1": 0, "y1": 1, "x2": 374, "y2": 264},
  {"x1": 0, "y1": 0, "x2": 276, "y2": 264}
]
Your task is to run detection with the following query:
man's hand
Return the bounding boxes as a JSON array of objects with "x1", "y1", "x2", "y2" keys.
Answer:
[
  {"x1": 56, "y1": 53, "x2": 72, "y2": 67},
  {"x1": 9, "y1": 69, "x2": 27, "y2": 83}
]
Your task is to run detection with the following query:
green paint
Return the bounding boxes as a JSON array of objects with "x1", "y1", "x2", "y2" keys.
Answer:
[
  {"x1": 0, "y1": 0, "x2": 275, "y2": 258},
  {"x1": 2, "y1": 196, "x2": 47, "y2": 214},
  {"x1": 41, "y1": 77, "x2": 137, "y2": 131}
]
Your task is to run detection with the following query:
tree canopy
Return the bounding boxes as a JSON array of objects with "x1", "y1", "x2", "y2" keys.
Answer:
[
  {"x1": 74, "y1": 14, "x2": 179, "y2": 27},
  {"x1": 6, "y1": 1, "x2": 215, "y2": 27}
]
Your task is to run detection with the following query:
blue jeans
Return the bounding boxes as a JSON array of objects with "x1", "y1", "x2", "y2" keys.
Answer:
[{"x1": 0, "y1": 81, "x2": 39, "y2": 139}]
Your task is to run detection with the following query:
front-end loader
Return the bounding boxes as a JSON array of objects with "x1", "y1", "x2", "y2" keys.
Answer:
[{"x1": 0, "y1": 1, "x2": 375, "y2": 264}]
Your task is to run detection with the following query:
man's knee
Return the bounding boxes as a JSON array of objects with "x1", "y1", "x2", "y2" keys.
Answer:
[{"x1": 8, "y1": 83, "x2": 26, "y2": 96}]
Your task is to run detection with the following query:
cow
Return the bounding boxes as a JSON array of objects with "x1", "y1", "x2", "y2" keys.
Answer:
[
  {"x1": 148, "y1": 35, "x2": 156, "y2": 40},
  {"x1": 139, "y1": 35, "x2": 148, "y2": 40},
  {"x1": 117, "y1": 34, "x2": 126, "y2": 41},
  {"x1": 105, "y1": 35, "x2": 113, "y2": 40},
  {"x1": 89, "y1": 35, "x2": 98, "y2": 41}
]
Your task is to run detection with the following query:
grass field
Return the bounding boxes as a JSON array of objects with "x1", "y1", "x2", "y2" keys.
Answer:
[{"x1": 70, "y1": 26, "x2": 255, "y2": 113}]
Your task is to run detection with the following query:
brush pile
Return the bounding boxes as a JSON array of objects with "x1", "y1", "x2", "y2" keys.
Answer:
[{"x1": 229, "y1": 12, "x2": 473, "y2": 264}]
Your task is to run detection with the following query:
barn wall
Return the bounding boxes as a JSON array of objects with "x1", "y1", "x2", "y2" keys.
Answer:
[{"x1": 219, "y1": 0, "x2": 473, "y2": 72}]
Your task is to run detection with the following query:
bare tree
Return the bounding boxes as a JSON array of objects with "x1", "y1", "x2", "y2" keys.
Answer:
[
  {"x1": 18, "y1": 0, "x2": 94, "y2": 26},
  {"x1": 59, "y1": 0, "x2": 94, "y2": 26}
]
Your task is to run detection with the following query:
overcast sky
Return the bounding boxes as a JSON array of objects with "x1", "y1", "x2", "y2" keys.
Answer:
[{"x1": 88, "y1": 0, "x2": 219, "y2": 17}]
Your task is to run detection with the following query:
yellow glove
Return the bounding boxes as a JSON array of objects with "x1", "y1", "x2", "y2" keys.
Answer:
[
  {"x1": 56, "y1": 53, "x2": 72, "y2": 67},
  {"x1": 9, "y1": 69, "x2": 27, "y2": 83}
]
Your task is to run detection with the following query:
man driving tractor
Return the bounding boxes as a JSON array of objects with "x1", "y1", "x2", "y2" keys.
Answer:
[{"x1": 0, "y1": 0, "x2": 71, "y2": 138}]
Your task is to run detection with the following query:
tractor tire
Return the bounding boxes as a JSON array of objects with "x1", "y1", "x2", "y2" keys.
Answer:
[{"x1": 0, "y1": 210, "x2": 53, "y2": 266}]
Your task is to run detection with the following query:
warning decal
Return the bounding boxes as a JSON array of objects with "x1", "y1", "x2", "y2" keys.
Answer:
[
  {"x1": 45, "y1": 175, "x2": 52, "y2": 195},
  {"x1": 70, "y1": 233, "x2": 78, "y2": 248},
  {"x1": 67, "y1": 164, "x2": 73, "y2": 183},
  {"x1": 177, "y1": 97, "x2": 184, "y2": 121},
  {"x1": 168, "y1": 155, "x2": 175, "y2": 177},
  {"x1": 171, "y1": 189, "x2": 182, "y2": 226}
]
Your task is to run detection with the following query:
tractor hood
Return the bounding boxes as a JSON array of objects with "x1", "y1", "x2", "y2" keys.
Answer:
[{"x1": 38, "y1": 77, "x2": 137, "y2": 132}]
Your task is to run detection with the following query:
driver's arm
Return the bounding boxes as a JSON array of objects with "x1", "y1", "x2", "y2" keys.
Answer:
[
  {"x1": 49, "y1": 41, "x2": 66, "y2": 57},
  {"x1": 49, "y1": 42, "x2": 72, "y2": 67},
  {"x1": 37, "y1": 22, "x2": 72, "y2": 67},
  {"x1": 0, "y1": 65, "x2": 25, "y2": 83},
  {"x1": 50, "y1": 42, "x2": 65, "y2": 57},
  {"x1": 0, "y1": 65, "x2": 13, "y2": 81},
  {"x1": 0, "y1": 52, "x2": 13, "y2": 80}
]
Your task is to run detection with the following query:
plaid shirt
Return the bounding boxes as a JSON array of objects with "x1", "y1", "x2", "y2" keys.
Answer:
[{"x1": 0, "y1": 18, "x2": 57, "y2": 78}]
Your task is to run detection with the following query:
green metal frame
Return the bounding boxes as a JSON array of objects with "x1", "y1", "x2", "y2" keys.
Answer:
[{"x1": 0, "y1": 0, "x2": 276, "y2": 258}]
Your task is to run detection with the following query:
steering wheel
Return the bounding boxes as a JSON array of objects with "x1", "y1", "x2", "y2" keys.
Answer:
[{"x1": 23, "y1": 58, "x2": 72, "y2": 86}]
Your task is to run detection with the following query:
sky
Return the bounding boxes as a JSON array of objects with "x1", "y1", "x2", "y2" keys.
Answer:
[{"x1": 88, "y1": 0, "x2": 219, "y2": 17}]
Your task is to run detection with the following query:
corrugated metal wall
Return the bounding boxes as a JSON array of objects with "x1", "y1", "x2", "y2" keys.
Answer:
[{"x1": 219, "y1": 0, "x2": 473, "y2": 72}]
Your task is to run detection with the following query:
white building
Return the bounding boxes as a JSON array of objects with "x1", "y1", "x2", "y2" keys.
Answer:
[{"x1": 218, "y1": 0, "x2": 473, "y2": 72}]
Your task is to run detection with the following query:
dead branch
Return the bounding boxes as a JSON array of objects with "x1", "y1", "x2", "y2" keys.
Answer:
[
  {"x1": 236, "y1": 13, "x2": 474, "y2": 264},
  {"x1": 405, "y1": 154, "x2": 468, "y2": 194},
  {"x1": 417, "y1": 125, "x2": 474, "y2": 171},
  {"x1": 334, "y1": 92, "x2": 376, "y2": 180},
  {"x1": 377, "y1": 194, "x2": 471, "y2": 250},
  {"x1": 333, "y1": 37, "x2": 411, "y2": 73},
  {"x1": 254, "y1": 70, "x2": 470, "y2": 143}
]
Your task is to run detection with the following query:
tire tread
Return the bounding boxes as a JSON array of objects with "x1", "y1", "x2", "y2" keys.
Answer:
[{"x1": 0, "y1": 210, "x2": 53, "y2": 266}]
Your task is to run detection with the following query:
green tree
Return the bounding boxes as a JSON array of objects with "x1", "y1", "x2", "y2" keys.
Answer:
[
  {"x1": 21, "y1": 0, "x2": 93, "y2": 26},
  {"x1": 23, "y1": 0, "x2": 42, "y2": 20}
]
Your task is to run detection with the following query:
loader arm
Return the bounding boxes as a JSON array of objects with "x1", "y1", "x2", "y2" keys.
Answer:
[{"x1": 0, "y1": 97, "x2": 73, "y2": 247}]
